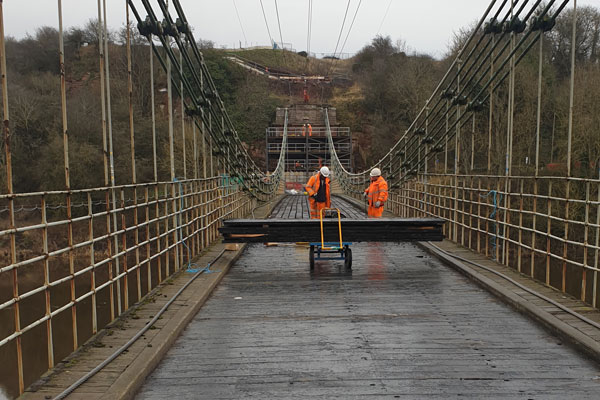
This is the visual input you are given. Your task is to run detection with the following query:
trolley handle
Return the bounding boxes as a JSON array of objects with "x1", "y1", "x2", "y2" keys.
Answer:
[{"x1": 319, "y1": 208, "x2": 343, "y2": 250}]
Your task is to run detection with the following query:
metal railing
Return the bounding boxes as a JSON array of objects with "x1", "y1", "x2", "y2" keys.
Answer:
[
  {"x1": 267, "y1": 126, "x2": 350, "y2": 138},
  {"x1": 268, "y1": 142, "x2": 351, "y2": 153},
  {"x1": 0, "y1": 105, "x2": 287, "y2": 400},
  {"x1": 283, "y1": 159, "x2": 351, "y2": 171},
  {"x1": 0, "y1": 177, "x2": 257, "y2": 394},
  {"x1": 340, "y1": 173, "x2": 600, "y2": 308}
]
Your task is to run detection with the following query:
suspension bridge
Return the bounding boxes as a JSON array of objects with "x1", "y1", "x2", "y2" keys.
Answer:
[{"x1": 2, "y1": 0, "x2": 600, "y2": 399}]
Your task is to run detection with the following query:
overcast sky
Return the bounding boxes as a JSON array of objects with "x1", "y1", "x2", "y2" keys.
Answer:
[{"x1": 5, "y1": 0, "x2": 600, "y2": 59}]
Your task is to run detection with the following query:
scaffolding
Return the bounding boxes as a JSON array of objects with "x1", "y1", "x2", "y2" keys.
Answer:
[{"x1": 266, "y1": 105, "x2": 352, "y2": 174}]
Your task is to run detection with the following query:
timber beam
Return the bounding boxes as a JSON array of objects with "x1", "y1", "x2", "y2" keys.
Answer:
[{"x1": 219, "y1": 218, "x2": 445, "y2": 243}]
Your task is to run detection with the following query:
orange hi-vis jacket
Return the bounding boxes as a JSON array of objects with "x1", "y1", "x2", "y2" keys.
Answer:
[
  {"x1": 365, "y1": 176, "x2": 388, "y2": 218},
  {"x1": 305, "y1": 172, "x2": 331, "y2": 208},
  {"x1": 365, "y1": 176, "x2": 388, "y2": 207}
]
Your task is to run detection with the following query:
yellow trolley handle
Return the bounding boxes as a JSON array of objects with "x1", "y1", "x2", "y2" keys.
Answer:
[{"x1": 319, "y1": 208, "x2": 343, "y2": 250}]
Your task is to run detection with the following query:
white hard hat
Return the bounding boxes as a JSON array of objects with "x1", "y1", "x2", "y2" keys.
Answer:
[
  {"x1": 320, "y1": 166, "x2": 330, "y2": 177},
  {"x1": 370, "y1": 168, "x2": 381, "y2": 177}
]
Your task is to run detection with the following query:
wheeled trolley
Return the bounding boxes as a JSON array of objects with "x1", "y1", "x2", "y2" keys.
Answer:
[{"x1": 309, "y1": 208, "x2": 352, "y2": 270}]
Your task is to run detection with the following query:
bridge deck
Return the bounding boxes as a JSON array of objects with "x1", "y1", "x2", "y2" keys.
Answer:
[
  {"x1": 270, "y1": 194, "x2": 367, "y2": 219},
  {"x1": 136, "y1": 196, "x2": 600, "y2": 399}
]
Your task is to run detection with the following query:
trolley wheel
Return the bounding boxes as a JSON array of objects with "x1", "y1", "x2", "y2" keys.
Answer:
[
  {"x1": 309, "y1": 245, "x2": 315, "y2": 270},
  {"x1": 344, "y1": 246, "x2": 352, "y2": 269}
]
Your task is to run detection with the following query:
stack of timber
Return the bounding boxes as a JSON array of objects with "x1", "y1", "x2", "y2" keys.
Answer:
[{"x1": 220, "y1": 218, "x2": 444, "y2": 243}]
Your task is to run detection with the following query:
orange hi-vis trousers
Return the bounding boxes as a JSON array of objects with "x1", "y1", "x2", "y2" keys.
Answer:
[
  {"x1": 310, "y1": 201, "x2": 327, "y2": 219},
  {"x1": 367, "y1": 205, "x2": 384, "y2": 218}
]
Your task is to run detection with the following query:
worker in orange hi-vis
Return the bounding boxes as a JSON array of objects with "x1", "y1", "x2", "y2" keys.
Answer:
[
  {"x1": 363, "y1": 168, "x2": 388, "y2": 218},
  {"x1": 308, "y1": 123, "x2": 313, "y2": 137},
  {"x1": 305, "y1": 166, "x2": 331, "y2": 219},
  {"x1": 303, "y1": 88, "x2": 309, "y2": 103}
]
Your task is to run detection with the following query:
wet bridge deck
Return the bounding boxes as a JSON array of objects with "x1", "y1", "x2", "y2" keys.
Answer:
[{"x1": 136, "y1": 196, "x2": 600, "y2": 399}]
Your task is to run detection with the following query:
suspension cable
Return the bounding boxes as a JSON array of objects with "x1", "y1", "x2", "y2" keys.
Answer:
[
  {"x1": 259, "y1": 0, "x2": 274, "y2": 46},
  {"x1": 339, "y1": 0, "x2": 362, "y2": 57},
  {"x1": 232, "y1": 0, "x2": 248, "y2": 47},
  {"x1": 274, "y1": 0, "x2": 286, "y2": 65},
  {"x1": 376, "y1": 0, "x2": 392, "y2": 36},
  {"x1": 326, "y1": 0, "x2": 351, "y2": 78},
  {"x1": 307, "y1": 0, "x2": 313, "y2": 54},
  {"x1": 328, "y1": 0, "x2": 362, "y2": 76}
]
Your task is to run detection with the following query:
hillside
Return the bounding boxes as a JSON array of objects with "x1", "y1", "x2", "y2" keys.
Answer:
[
  {"x1": 225, "y1": 48, "x2": 352, "y2": 77},
  {"x1": 3, "y1": 31, "x2": 298, "y2": 191}
]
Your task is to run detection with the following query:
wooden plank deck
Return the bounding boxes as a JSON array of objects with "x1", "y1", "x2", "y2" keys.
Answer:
[
  {"x1": 135, "y1": 196, "x2": 600, "y2": 399},
  {"x1": 270, "y1": 195, "x2": 367, "y2": 220}
]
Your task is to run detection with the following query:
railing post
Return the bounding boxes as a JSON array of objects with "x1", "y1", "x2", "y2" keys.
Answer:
[
  {"x1": 563, "y1": 179, "x2": 571, "y2": 293},
  {"x1": 155, "y1": 184, "x2": 163, "y2": 284},
  {"x1": 469, "y1": 176, "x2": 474, "y2": 250},
  {"x1": 104, "y1": 188, "x2": 115, "y2": 320},
  {"x1": 207, "y1": 179, "x2": 211, "y2": 248},
  {"x1": 442, "y1": 176, "x2": 447, "y2": 237},
  {"x1": 145, "y1": 186, "x2": 152, "y2": 293},
  {"x1": 531, "y1": 177, "x2": 538, "y2": 279},
  {"x1": 87, "y1": 193, "x2": 98, "y2": 336},
  {"x1": 582, "y1": 181, "x2": 590, "y2": 301},
  {"x1": 484, "y1": 177, "x2": 489, "y2": 257},
  {"x1": 504, "y1": 178, "x2": 512, "y2": 267},
  {"x1": 495, "y1": 178, "x2": 501, "y2": 262},
  {"x1": 192, "y1": 180, "x2": 197, "y2": 256},
  {"x1": 164, "y1": 183, "x2": 170, "y2": 277},
  {"x1": 42, "y1": 196, "x2": 55, "y2": 369},
  {"x1": 120, "y1": 189, "x2": 129, "y2": 310},
  {"x1": 593, "y1": 180, "x2": 600, "y2": 308},
  {"x1": 546, "y1": 180, "x2": 553, "y2": 286},
  {"x1": 477, "y1": 177, "x2": 482, "y2": 253},
  {"x1": 518, "y1": 179, "x2": 524, "y2": 273},
  {"x1": 461, "y1": 178, "x2": 466, "y2": 247}
]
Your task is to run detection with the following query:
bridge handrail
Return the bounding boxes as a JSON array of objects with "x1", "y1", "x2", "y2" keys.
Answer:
[{"x1": 0, "y1": 172, "x2": 258, "y2": 396}]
